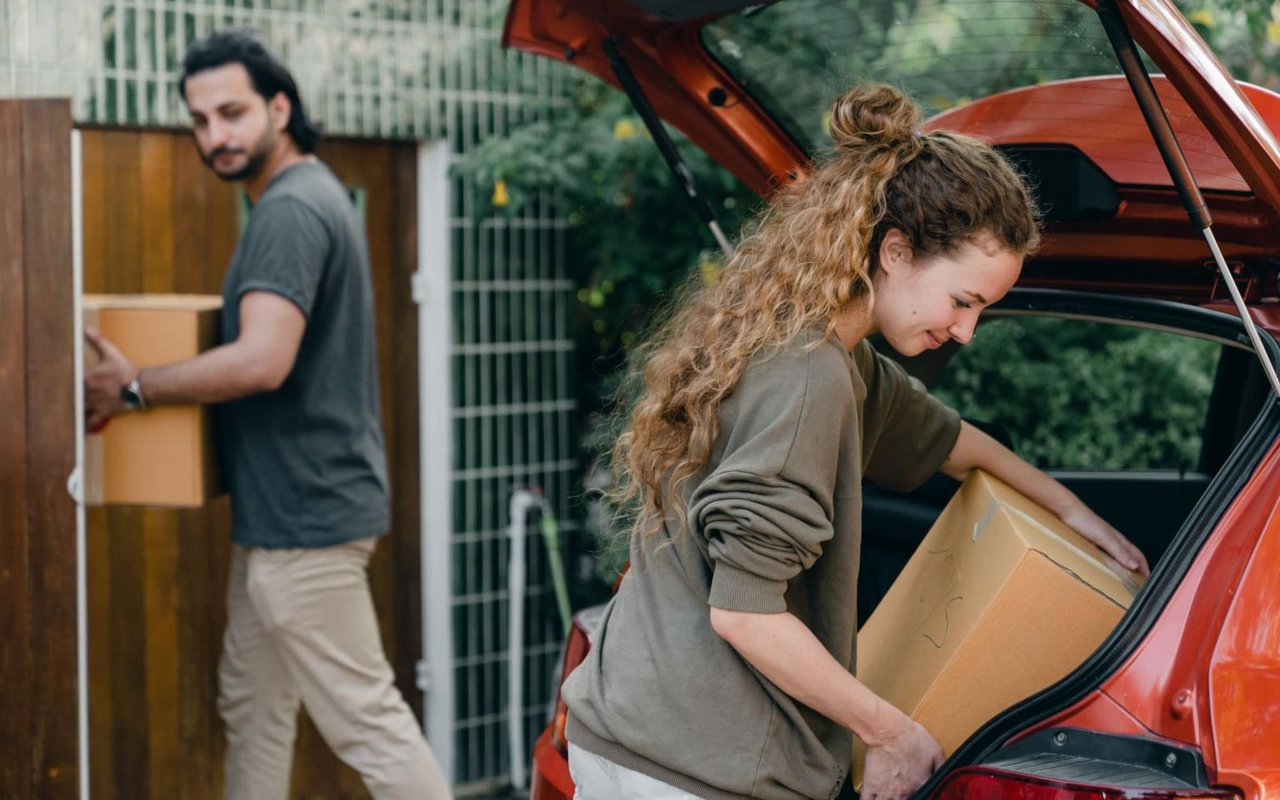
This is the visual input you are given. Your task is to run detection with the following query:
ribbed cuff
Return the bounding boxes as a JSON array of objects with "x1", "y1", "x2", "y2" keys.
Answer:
[{"x1": 708, "y1": 562, "x2": 788, "y2": 613}]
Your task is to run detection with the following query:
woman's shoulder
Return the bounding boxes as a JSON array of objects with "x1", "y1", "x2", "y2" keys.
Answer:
[{"x1": 740, "y1": 330, "x2": 859, "y2": 403}]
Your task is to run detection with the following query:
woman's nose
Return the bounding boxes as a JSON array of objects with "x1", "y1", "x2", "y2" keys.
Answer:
[{"x1": 949, "y1": 315, "x2": 977, "y2": 345}]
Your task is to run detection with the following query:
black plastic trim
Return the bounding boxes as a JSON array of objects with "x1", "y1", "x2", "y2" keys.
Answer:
[
  {"x1": 992, "y1": 288, "x2": 1280, "y2": 362},
  {"x1": 985, "y1": 728, "x2": 1206, "y2": 789}
]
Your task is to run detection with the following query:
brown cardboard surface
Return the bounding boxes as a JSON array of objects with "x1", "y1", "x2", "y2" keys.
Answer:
[
  {"x1": 852, "y1": 470, "x2": 1144, "y2": 786},
  {"x1": 83, "y1": 294, "x2": 223, "y2": 507}
]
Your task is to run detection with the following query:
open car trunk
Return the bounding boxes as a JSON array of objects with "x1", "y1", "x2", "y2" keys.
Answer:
[{"x1": 504, "y1": 0, "x2": 1280, "y2": 794}]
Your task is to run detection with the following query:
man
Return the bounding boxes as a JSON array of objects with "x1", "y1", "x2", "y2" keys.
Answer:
[{"x1": 83, "y1": 30, "x2": 452, "y2": 800}]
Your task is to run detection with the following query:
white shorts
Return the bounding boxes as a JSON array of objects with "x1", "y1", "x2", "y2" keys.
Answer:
[{"x1": 568, "y1": 743, "x2": 706, "y2": 800}]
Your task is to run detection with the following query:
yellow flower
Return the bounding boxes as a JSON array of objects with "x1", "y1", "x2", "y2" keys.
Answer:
[
  {"x1": 700, "y1": 260, "x2": 722, "y2": 286},
  {"x1": 1268, "y1": 21, "x2": 1280, "y2": 45},
  {"x1": 613, "y1": 119, "x2": 638, "y2": 140},
  {"x1": 491, "y1": 179, "x2": 509, "y2": 207},
  {"x1": 1187, "y1": 9, "x2": 1215, "y2": 28}
]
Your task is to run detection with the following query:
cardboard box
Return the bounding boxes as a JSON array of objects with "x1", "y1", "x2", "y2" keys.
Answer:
[
  {"x1": 852, "y1": 470, "x2": 1143, "y2": 784},
  {"x1": 83, "y1": 294, "x2": 223, "y2": 507}
]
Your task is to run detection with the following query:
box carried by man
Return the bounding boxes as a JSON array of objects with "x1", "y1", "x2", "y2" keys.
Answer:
[
  {"x1": 853, "y1": 469, "x2": 1144, "y2": 783},
  {"x1": 83, "y1": 293, "x2": 223, "y2": 507}
]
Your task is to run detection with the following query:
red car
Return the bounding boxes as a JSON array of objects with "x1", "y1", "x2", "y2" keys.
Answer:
[{"x1": 505, "y1": 1, "x2": 1280, "y2": 798}]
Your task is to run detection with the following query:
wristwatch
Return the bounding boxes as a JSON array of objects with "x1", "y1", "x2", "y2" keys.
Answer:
[{"x1": 120, "y1": 376, "x2": 148, "y2": 411}]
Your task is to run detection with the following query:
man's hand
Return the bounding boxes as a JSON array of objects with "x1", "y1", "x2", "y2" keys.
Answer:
[
  {"x1": 861, "y1": 708, "x2": 945, "y2": 800},
  {"x1": 84, "y1": 328, "x2": 138, "y2": 432}
]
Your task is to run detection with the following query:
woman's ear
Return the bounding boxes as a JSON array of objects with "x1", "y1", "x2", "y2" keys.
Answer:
[{"x1": 878, "y1": 229, "x2": 914, "y2": 276}]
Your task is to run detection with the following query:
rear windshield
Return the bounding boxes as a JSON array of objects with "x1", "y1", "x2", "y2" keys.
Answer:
[{"x1": 702, "y1": 0, "x2": 1138, "y2": 153}]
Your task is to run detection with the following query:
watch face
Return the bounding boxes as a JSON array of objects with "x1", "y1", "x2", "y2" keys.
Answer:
[{"x1": 120, "y1": 382, "x2": 143, "y2": 410}]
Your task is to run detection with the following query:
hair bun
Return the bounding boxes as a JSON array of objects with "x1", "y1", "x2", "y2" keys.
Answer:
[{"x1": 828, "y1": 84, "x2": 921, "y2": 150}]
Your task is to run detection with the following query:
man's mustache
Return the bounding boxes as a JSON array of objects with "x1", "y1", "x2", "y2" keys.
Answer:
[{"x1": 203, "y1": 146, "x2": 245, "y2": 165}]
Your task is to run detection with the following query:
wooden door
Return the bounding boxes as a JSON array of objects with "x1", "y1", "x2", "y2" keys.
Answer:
[
  {"x1": 79, "y1": 127, "x2": 421, "y2": 800},
  {"x1": 0, "y1": 99, "x2": 79, "y2": 800}
]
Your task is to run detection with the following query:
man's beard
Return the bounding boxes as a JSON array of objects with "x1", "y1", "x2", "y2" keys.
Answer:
[{"x1": 202, "y1": 128, "x2": 275, "y2": 182}]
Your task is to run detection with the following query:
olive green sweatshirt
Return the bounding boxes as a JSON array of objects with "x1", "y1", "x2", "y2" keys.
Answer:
[{"x1": 564, "y1": 332, "x2": 961, "y2": 800}]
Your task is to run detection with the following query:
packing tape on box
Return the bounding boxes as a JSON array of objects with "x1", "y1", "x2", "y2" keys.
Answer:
[{"x1": 974, "y1": 501, "x2": 1144, "y2": 596}]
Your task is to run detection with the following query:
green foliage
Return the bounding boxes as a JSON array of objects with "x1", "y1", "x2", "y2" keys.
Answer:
[
  {"x1": 1175, "y1": 0, "x2": 1280, "y2": 88},
  {"x1": 453, "y1": 73, "x2": 757, "y2": 596},
  {"x1": 453, "y1": 73, "x2": 758, "y2": 406},
  {"x1": 930, "y1": 318, "x2": 1219, "y2": 471}
]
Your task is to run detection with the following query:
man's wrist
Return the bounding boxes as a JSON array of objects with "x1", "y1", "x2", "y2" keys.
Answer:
[{"x1": 120, "y1": 370, "x2": 148, "y2": 411}]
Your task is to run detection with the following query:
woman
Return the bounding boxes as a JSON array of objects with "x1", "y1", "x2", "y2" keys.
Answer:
[{"x1": 564, "y1": 84, "x2": 1150, "y2": 800}]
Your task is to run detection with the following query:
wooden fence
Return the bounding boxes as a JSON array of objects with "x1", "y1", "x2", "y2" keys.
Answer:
[{"x1": 2, "y1": 114, "x2": 425, "y2": 799}]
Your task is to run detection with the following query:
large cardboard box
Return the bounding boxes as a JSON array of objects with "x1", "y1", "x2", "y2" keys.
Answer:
[
  {"x1": 83, "y1": 294, "x2": 223, "y2": 507},
  {"x1": 853, "y1": 470, "x2": 1143, "y2": 784}
]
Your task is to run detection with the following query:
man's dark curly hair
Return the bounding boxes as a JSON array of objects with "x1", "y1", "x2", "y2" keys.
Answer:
[{"x1": 180, "y1": 30, "x2": 321, "y2": 154}]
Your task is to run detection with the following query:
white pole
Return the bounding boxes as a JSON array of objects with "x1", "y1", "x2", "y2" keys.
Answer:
[
  {"x1": 506, "y1": 489, "x2": 539, "y2": 791},
  {"x1": 1202, "y1": 228, "x2": 1280, "y2": 401},
  {"x1": 69, "y1": 127, "x2": 90, "y2": 800},
  {"x1": 415, "y1": 139, "x2": 455, "y2": 785}
]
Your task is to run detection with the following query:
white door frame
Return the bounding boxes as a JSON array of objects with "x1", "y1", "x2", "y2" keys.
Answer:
[{"x1": 414, "y1": 138, "x2": 456, "y2": 785}]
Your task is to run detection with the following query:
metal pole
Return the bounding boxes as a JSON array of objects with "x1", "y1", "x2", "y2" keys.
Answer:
[
  {"x1": 70, "y1": 126, "x2": 90, "y2": 800},
  {"x1": 415, "y1": 139, "x2": 456, "y2": 785},
  {"x1": 1096, "y1": 0, "x2": 1280, "y2": 400}
]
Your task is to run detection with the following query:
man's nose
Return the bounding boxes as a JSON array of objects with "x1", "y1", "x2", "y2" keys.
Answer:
[{"x1": 204, "y1": 119, "x2": 230, "y2": 149}]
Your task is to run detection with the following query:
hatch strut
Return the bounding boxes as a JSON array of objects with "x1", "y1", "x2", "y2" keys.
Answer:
[
  {"x1": 601, "y1": 37, "x2": 736, "y2": 259},
  {"x1": 1096, "y1": 0, "x2": 1280, "y2": 401}
]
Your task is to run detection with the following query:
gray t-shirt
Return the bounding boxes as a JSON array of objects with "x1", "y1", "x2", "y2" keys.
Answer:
[{"x1": 217, "y1": 160, "x2": 389, "y2": 548}]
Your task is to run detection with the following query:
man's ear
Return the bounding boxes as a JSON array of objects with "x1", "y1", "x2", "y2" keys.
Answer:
[
  {"x1": 268, "y1": 92, "x2": 291, "y2": 134},
  {"x1": 877, "y1": 228, "x2": 914, "y2": 276}
]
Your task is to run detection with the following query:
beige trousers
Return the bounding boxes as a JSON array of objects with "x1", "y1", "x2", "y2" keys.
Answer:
[{"x1": 218, "y1": 538, "x2": 452, "y2": 800}]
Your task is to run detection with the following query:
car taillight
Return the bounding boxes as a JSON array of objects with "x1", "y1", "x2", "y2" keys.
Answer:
[
  {"x1": 933, "y1": 767, "x2": 1242, "y2": 800},
  {"x1": 549, "y1": 614, "x2": 594, "y2": 755}
]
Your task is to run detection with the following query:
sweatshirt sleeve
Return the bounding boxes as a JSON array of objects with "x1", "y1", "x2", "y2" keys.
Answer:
[
  {"x1": 858, "y1": 343, "x2": 961, "y2": 493},
  {"x1": 690, "y1": 340, "x2": 857, "y2": 614}
]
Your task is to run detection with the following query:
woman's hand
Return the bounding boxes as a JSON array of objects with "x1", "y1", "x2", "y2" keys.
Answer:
[
  {"x1": 942, "y1": 421, "x2": 1150, "y2": 578},
  {"x1": 861, "y1": 708, "x2": 944, "y2": 800},
  {"x1": 1059, "y1": 502, "x2": 1150, "y2": 577}
]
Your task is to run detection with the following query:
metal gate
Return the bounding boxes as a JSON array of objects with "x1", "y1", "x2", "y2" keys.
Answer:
[
  {"x1": 415, "y1": 12, "x2": 576, "y2": 789},
  {"x1": 417, "y1": 123, "x2": 576, "y2": 790}
]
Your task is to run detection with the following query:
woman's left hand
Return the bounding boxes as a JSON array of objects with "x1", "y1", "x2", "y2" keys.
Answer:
[{"x1": 1058, "y1": 504, "x2": 1150, "y2": 578}]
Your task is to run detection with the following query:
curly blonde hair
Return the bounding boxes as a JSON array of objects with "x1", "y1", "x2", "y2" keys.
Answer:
[{"x1": 610, "y1": 84, "x2": 1040, "y2": 542}]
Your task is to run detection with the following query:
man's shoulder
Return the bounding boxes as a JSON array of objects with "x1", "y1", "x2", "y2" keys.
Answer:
[{"x1": 261, "y1": 161, "x2": 347, "y2": 211}]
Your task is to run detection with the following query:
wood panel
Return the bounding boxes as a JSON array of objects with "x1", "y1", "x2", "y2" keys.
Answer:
[
  {"x1": 0, "y1": 99, "x2": 78, "y2": 800},
  {"x1": 0, "y1": 99, "x2": 34, "y2": 800},
  {"x1": 79, "y1": 127, "x2": 421, "y2": 800}
]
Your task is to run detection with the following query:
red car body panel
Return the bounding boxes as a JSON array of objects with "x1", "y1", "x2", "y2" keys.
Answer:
[
  {"x1": 1118, "y1": 0, "x2": 1280, "y2": 218},
  {"x1": 503, "y1": 0, "x2": 1280, "y2": 796},
  {"x1": 1021, "y1": 439, "x2": 1280, "y2": 780},
  {"x1": 529, "y1": 728, "x2": 574, "y2": 800},
  {"x1": 505, "y1": 0, "x2": 1280, "y2": 313},
  {"x1": 503, "y1": 0, "x2": 1280, "y2": 224}
]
